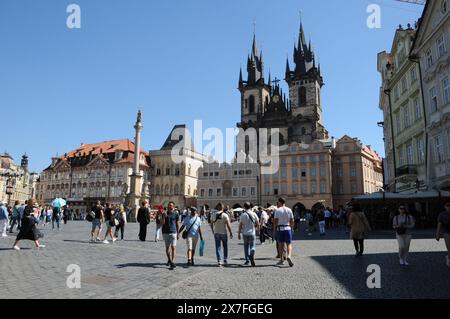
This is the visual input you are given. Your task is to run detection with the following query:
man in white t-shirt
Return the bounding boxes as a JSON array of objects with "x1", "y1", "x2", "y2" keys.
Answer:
[
  {"x1": 238, "y1": 202, "x2": 260, "y2": 267},
  {"x1": 273, "y1": 198, "x2": 294, "y2": 267}
]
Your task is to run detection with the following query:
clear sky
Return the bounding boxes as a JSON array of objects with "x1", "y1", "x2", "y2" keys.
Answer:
[{"x1": 0, "y1": 0, "x2": 424, "y2": 172}]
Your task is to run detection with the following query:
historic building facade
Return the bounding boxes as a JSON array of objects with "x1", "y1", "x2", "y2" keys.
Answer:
[
  {"x1": 0, "y1": 153, "x2": 36, "y2": 205},
  {"x1": 411, "y1": 0, "x2": 450, "y2": 191},
  {"x1": 36, "y1": 139, "x2": 151, "y2": 216},
  {"x1": 378, "y1": 25, "x2": 426, "y2": 193},
  {"x1": 233, "y1": 22, "x2": 383, "y2": 210},
  {"x1": 149, "y1": 125, "x2": 205, "y2": 209},
  {"x1": 197, "y1": 153, "x2": 259, "y2": 209},
  {"x1": 332, "y1": 136, "x2": 384, "y2": 209}
]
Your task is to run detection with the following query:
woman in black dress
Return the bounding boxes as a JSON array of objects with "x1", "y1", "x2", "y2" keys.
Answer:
[{"x1": 13, "y1": 199, "x2": 45, "y2": 250}]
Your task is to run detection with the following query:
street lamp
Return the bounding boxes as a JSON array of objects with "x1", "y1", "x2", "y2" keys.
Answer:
[{"x1": 0, "y1": 172, "x2": 22, "y2": 206}]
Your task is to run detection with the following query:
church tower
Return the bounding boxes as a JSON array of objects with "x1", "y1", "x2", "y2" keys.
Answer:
[
  {"x1": 285, "y1": 23, "x2": 324, "y2": 126},
  {"x1": 238, "y1": 34, "x2": 272, "y2": 126}
]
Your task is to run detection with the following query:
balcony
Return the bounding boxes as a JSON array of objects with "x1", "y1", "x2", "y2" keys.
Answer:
[{"x1": 396, "y1": 165, "x2": 418, "y2": 182}]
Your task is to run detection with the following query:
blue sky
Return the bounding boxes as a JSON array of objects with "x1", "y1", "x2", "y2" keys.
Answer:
[{"x1": 0, "y1": 0, "x2": 423, "y2": 172}]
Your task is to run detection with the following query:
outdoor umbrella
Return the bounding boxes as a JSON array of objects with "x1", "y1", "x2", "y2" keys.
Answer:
[{"x1": 52, "y1": 198, "x2": 67, "y2": 208}]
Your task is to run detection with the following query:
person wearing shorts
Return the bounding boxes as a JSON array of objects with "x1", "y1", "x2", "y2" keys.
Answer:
[
  {"x1": 90, "y1": 201, "x2": 104, "y2": 242},
  {"x1": 273, "y1": 198, "x2": 294, "y2": 267},
  {"x1": 179, "y1": 207, "x2": 203, "y2": 266},
  {"x1": 161, "y1": 202, "x2": 180, "y2": 270}
]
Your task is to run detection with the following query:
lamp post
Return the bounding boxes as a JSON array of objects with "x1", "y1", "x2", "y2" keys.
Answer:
[{"x1": 1, "y1": 172, "x2": 22, "y2": 206}]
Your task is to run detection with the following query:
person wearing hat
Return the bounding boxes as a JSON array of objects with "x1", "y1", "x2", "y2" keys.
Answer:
[
  {"x1": 0, "y1": 201, "x2": 9, "y2": 237},
  {"x1": 179, "y1": 207, "x2": 203, "y2": 266},
  {"x1": 12, "y1": 199, "x2": 45, "y2": 250}
]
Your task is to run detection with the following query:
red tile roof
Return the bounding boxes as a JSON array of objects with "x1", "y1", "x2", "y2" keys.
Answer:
[{"x1": 65, "y1": 139, "x2": 148, "y2": 158}]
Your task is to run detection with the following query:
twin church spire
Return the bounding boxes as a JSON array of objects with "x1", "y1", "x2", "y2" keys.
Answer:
[{"x1": 239, "y1": 22, "x2": 323, "y2": 90}]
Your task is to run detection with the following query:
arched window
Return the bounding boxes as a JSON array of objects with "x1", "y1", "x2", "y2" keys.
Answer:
[
  {"x1": 165, "y1": 184, "x2": 170, "y2": 195},
  {"x1": 174, "y1": 184, "x2": 179, "y2": 195},
  {"x1": 299, "y1": 87, "x2": 307, "y2": 106},
  {"x1": 249, "y1": 95, "x2": 255, "y2": 113},
  {"x1": 155, "y1": 185, "x2": 160, "y2": 195}
]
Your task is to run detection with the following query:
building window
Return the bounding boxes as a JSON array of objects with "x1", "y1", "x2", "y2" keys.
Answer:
[
  {"x1": 310, "y1": 167, "x2": 316, "y2": 177},
  {"x1": 281, "y1": 168, "x2": 287, "y2": 178},
  {"x1": 299, "y1": 87, "x2": 307, "y2": 106},
  {"x1": 174, "y1": 184, "x2": 180, "y2": 195},
  {"x1": 166, "y1": 168, "x2": 171, "y2": 176},
  {"x1": 273, "y1": 188, "x2": 279, "y2": 196},
  {"x1": 311, "y1": 181, "x2": 317, "y2": 194},
  {"x1": 443, "y1": 77, "x2": 450, "y2": 104},
  {"x1": 414, "y1": 97, "x2": 422, "y2": 120},
  {"x1": 351, "y1": 182, "x2": 357, "y2": 194},
  {"x1": 434, "y1": 135, "x2": 445, "y2": 163},
  {"x1": 407, "y1": 144, "x2": 414, "y2": 165},
  {"x1": 292, "y1": 167, "x2": 298, "y2": 178},
  {"x1": 233, "y1": 188, "x2": 239, "y2": 197},
  {"x1": 249, "y1": 95, "x2": 255, "y2": 113},
  {"x1": 426, "y1": 49, "x2": 434, "y2": 68},
  {"x1": 291, "y1": 183, "x2": 298, "y2": 195},
  {"x1": 215, "y1": 171, "x2": 219, "y2": 177},
  {"x1": 395, "y1": 113, "x2": 401, "y2": 134},
  {"x1": 401, "y1": 77, "x2": 407, "y2": 93},
  {"x1": 437, "y1": 35, "x2": 446, "y2": 58},
  {"x1": 337, "y1": 166, "x2": 343, "y2": 177},
  {"x1": 417, "y1": 139, "x2": 425, "y2": 164},
  {"x1": 430, "y1": 86, "x2": 438, "y2": 113},
  {"x1": 241, "y1": 187, "x2": 247, "y2": 197},
  {"x1": 319, "y1": 166, "x2": 325, "y2": 177},
  {"x1": 203, "y1": 172, "x2": 208, "y2": 177},
  {"x1": 301, "y1": 183, "x2": 307, "y2": 194},
  {"x1": 301, "y1": 169, "x2": 306, "y2": 177},
  {"x1": 350, "y1": 165, "x2": 357, "y2": 177},
  {"x1": 208, "y1": 189, "x2": 213, "y2": 197},
  {"x1": 216, "y1": 188, "x2": 222, "y2": 197},
  {"x1": 410, "y1": 67, "x2": 417, "y2": 84},
  {"x1": 403, "y1": 104, "x2": 410, "y2": 129},
  {"x1": 250, "y1": 187, "x2": 256, "y2": 196},
  {"x1": 200, "y1": 189, "x2": 205, "y2": 198},
  {"x1": 320, "y1": 182, "x2": 326, "y2": 194},
  {"x1": 175, "y1": 166, "x2": 180, "y2": 176}
]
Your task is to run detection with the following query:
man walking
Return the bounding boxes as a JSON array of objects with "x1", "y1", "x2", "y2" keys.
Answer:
[
  {"x1": 211, "y1": 203, "x2": 233, "y2": 267},
  {"x1": 9, "y1": 201, "x2": 21, "y2": 233},
  {"x1": 161, "y1": 202, "x2": 180, "y2": 270},
  {"x1": 273, "y1": 198, "x2": 294, "y2": 267},
  {"x1": 90, "y1": 201, "x2": 104, "y2": 242},
  {"x1": 238, "y1": 202, "x2": 260, "y2": 267},
  {"x1": 137, "y1": 201, "x2": 150, "y2": 242},
  {"x1": 436, "y1": 203, "x2": 450, "y2": 267}
]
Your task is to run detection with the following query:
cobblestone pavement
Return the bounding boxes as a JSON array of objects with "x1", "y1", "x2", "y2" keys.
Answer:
[{"x1": 0, "y1": 220, "x2": 449, "y2": 299}]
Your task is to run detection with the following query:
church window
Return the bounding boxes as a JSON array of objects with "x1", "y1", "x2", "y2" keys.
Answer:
[
  {"x1": 249, "y1": 95, "x2": 255, "y2": 113},
  {"x1": 299, "y1": 87, "x2": 307, "y2": 106}
]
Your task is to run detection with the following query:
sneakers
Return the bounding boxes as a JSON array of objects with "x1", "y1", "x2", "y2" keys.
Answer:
[
  {"x1": 244, "y1": 261, "x2": 250, "y2": 266},
  {"x1": 169, "y1": 262, "x2": 177, "y2": 270},
  {"x1": 400, "y1": 259, "x2": 405, "y2": 265},
  {"x1": 2, "y1": 234, "x2": 8, "y2": 238},
  {"x1": 13, "y1": 246, "x2": 20, "y2": 251},
  {"x1": 102, "y1": 240, "x2": 109, "y2": 244},
  {"x1": 249, "y1": 257, "x2": 256, "y2": 267},
  {"x1": 404, "y1": 260, "x2": 409, "y2": 266},
  {"x1": 166, "y1": 260, "x2": 171, "y2": 266},
  {"x1": 37, "y1": 244, "x2": 46, "y2": 249},
  {"x1": 218, "y1": 262, "x2": 222, "y2": 267},
  {"x1": 96, "y1": 237, "x2": 101, "y2": 242},
  {"x1": 112, "y1": 238, "x2": 117, "y2": 243},
  {"x1": 276, "y1": 260, "x2": 285, "y2": 266},
  {"x1": 287, "y1": 257, "x2": 294, "y2": 267},
  {"x1": 222, "y1": 260, "x2": 228, "y2": 266}
]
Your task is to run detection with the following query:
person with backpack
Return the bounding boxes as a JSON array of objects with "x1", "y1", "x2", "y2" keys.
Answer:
[
  {"x1": 179, "y1": 207, "x2": 203, "y2": 266},
  {"x1": 348, "y1": 203, "x2": 371, "y2": 257},
  {"x1": 393, "y1": 205, "x2": 415, "y2": 266},
  {"x1": 210, "y1": 203, "x2": 233, "y2": 267},
  {"x1": 238, "y1": 202, "x2": 260, "y2": 267},
  {"x1": 137, "y1": 201, "x2": 150, "y2": 242},
  {"x1": 436, "y1": 202, "x2": 450, "y2": 267}
]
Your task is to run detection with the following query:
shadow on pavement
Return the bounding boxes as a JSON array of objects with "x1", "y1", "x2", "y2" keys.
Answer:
[{"x1": 310, "y1": 251, "x2": 450, "y2": 299}]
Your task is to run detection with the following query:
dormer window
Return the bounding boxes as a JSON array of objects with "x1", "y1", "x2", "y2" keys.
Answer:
[{"x1": 115, "y1": 151, "x2": 123, "y2": 161}]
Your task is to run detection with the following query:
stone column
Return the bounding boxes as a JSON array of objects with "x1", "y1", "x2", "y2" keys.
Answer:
[{"x1": 128, "y1": 111, "x2": 143, "y2": 222}]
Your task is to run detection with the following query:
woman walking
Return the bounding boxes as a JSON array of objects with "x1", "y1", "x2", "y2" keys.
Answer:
[
  {"x1": 13, "y1": 199, "x2": 45, "y2": 250},
  {"x1": 393, "y1": 205, "x2": 415, "y2": 266},
  {"x1": 102, "y1": 203, "x2": 117, "y2": 244},
  {"x1": 179, "y1": 207, "x2": 203, "y2": 266},
  {"x1": 348, "y1": 204, "x2": 371, "y2": 257},
  {"x1": 114, "y1": 205, "x2": 127, "y2": 240}
]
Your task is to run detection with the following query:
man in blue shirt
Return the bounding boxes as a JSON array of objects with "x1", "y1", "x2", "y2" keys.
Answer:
[
  {"x1": 179, "y1": 207, "x2": 203, "y2": 266},
  {"x1": 161, "y1": 202, "x2": 180, "y2": 270}
]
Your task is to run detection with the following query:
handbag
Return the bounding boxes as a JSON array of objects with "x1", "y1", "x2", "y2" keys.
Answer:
[
  {"x1": 199, "y1": 239, "x2": 205, "y2": 257},
  {"x1": 86, "y1": 211, "x2": 95, "y2": 222},
  {"x1": 396, "y1": 215, "x2": 409, "y2": 235},
  {"x1": 182, "y1": 217, "x2": 198, "y2": 239},
  {"x1": 114, "y1": 218, "x2": 120, "y2": 226}
]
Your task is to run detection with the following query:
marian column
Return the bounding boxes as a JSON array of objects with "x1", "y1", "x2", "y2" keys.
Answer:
[{"x1": 128, "y1": 111, "x2": 143, "y2": 222}]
